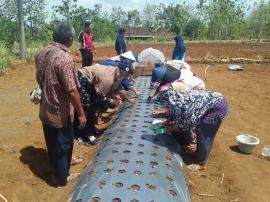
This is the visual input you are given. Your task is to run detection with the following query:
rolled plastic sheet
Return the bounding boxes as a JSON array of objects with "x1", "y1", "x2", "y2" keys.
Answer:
[{"x1": 70, "y1": 76, "x2": 191, "y2": 202}]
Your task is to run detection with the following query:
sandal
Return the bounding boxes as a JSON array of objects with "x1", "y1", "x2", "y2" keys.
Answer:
[
  {"x1": 71, "y1": 157, "x2": 83, "y2": 166},
  {"x1": 67, "y1": 173, "x2": 80, "y2": 182},
  {"x1": 96, "y1": 115, "x2": 113, "y2": 125},
  {"x1": 88, "y1": 136, "x2": 97, "y2": 145},
  {"x1": 95, "y1": 122, "x2": 110, "y2": 131},
  {"x1": 105, "y1": 107, "x2": 118, "y2": 113},
  {"x1": 187, "y1": 164, "x2": 206, "y2": 172}
]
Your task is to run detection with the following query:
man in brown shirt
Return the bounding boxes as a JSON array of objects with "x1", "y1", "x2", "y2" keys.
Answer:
[{"x1": 35, "y1": 22, "x2": 86, "y2": 186}]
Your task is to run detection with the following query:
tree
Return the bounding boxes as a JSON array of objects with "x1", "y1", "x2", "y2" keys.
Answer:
[
  {"x1": 52, "y1": 0, "x2": 78, "y2": 22},
  {"x1": 110, "y1": 7, "x2": 127, "y2": 31},
  {"x1": 247, "y1": 2, "x2": 270, "y2": 39},
  {"x1": 184, "y1": 18, "x2": 206, "y2": 40},
  {"x1": 24, "y1": 0, "x2": 47, "y2": 37},
  {"x1": 17, "y1": 0, "x2": 26, "y2": 59},
  {"x1": 161, "y1": 4, "x2": 190, "y2": 34},
  {"x1": 127, "y1": 9, "x2": 141, "y2": 27},
  {"x1": 206, "y1": 0, "x2": 246, "y2": 40},
  {"x1": 0, "y1": 0, "x2": 18, "y2": 46},
  {"x1": 71, "y1": 6, "x2": 93, "y2": 33},
  {"x1": 142, "y1": 3, "x2": 165, "y2": 35}
]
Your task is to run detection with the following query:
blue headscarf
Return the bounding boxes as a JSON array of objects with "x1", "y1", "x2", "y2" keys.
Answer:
[
  {"x1": 175, "y1": 35, "x2": 183, "y2": 47},
  {"x1": 172, "y1": 35, "x2": 186, "y2": 60},
  {"x1": 151, "y1": 64, "x2": 166, "y2": 82}
]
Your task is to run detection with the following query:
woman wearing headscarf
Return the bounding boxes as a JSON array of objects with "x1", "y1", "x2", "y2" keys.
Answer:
[
  {"x1": 153, "y1": 87, "x2": 229, "y2": 170},
  {"x1": 148, "y1": 65, "x2": 205, "y2": 101},
  {"x1": 172, "y1": 34, "x2": 186, "y2": 61}
]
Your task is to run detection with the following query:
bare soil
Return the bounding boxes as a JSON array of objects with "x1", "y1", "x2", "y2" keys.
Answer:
[{"x1": 0, "y1": 42, "x2": 269, "y2": 202}]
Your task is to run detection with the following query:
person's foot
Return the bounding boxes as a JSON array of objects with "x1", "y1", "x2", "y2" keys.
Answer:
[
  {"x1": 97, "y1": 115, "x2": 112, "y2": 125},
  {"x1": 77, "y1": 137, "x2": 84, "y2": 145},
  {"x1": 184, "y1": 143, "x2": 197, "y2": 153},
  {"x1": 71, "y1": 157, "x2": 83, "y2": 166},
  {"x1": 187, "y1": 164, "x2": 206, "y2": 172},
  {"x1": 54, "y1": 173, "x2": 80, "y2": 188},
  {"x1": 52, "y1": 176, "x2": 67, "y2": 187},
  {"x1": 67, "y1": 173, "x2": 80, "y2": 182}
]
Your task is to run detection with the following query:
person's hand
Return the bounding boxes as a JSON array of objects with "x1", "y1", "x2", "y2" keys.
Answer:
[
  {"x1": 111, "y1": 98, "x2": 122, "y2": 106},
  {"x1": 135, "y1": 90, "x2": 141, "y2": 97},
  {"x1": 94, "y1": 49, "x2": 97, "y2": 55},
  {"x1": 127, "y1": 98, "x2": 137, "y2": 105},
  {"x1": 152, "y1": 110, "x2": 160, "y2": 117},
  {"x1": 78, "y1": 113, "x2": 87, "y2": 129},
  {"x1": 167, "y1": 125, "x2": 178, "y2": 133},
  {"x1": 161, "y1": 119, "x2": 170, "y2": 127},
  {"x1": 147, "y1": 95, "x2": 153, "y2": 102},
  {"x1": 76, "y1": 50, "x2": 79, "y2": 57}
]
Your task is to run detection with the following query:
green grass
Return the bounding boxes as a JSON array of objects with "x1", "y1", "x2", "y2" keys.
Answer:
[{"x1": 12, "y1": 40, "x2": 45, "y2": 62}]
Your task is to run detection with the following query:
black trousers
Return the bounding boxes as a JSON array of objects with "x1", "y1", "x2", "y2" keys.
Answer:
[
  {"x1": 196, "y1": 118, "x2": 222, "y2": 165},
  {"x1": 42, "y1": 118, "x2": 73, "y2": 181},
  {"x1": 80, "y1": 49, "x2": 93, "y2": 67}
]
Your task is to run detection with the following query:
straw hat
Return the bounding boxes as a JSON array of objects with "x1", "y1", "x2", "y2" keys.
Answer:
[{"x1": 120, "y1": 51, "x2": 136, "y2": 61}]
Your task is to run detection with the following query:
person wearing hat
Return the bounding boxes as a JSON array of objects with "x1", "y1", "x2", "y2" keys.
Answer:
[
  {"x1": 98, "y1": 51, "x2": 141, "y2": 101},
  {"x1": 115, "y1": 28, "x2": 127, "y2": 55},
  {"x1": 74, "y1": 61, "x2": 134, "y2": 144},
  {"x1": 77, "y1": 20, "x2": 96, "y2": 67}
]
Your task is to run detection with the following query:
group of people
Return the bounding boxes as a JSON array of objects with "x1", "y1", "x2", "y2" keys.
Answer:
[
  {"x1": 76, "y1": 21, "x2": 128, "y2": 67},
  {"x1": 35, "y1": 21, "x2": 141, "y2": 186},
  {"x1": 35, "y1": 20, "x2": 228, "y2": 187}
]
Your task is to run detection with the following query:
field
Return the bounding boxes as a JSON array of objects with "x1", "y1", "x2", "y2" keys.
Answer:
[{"x1": 0, "y1": 42, "x2": 270, "y2": 202}]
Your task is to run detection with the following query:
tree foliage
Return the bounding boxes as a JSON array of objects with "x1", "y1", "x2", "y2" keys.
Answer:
[
  {"x1": 0, "y1": 0, "x2": 269, "y2": 50},
  {"x1": 247, "y1": 2, "x2": 270, "y2": 39}
]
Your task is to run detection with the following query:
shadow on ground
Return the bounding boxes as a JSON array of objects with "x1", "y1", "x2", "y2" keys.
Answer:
[
  {"x1": 20, "y1": 146, "x2": 56, "y2": 187},
  {"x1": 229, "y1": 145, "x2": 250, "y2": 155}
]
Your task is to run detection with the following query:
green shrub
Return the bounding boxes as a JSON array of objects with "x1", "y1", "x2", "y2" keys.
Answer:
[{"x1": 0, "y1": 42, "x2": 12, "y2": 75}]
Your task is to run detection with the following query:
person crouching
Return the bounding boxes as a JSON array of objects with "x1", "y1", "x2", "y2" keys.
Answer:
[
  {"x1": 74, "y1": 61, "x2": 134, "y2": 145},
  {"x1": 153, "y1": 87, "x2": 229, "y2": 171}
]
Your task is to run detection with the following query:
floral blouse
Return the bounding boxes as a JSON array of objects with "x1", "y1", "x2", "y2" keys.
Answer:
[{"x1": 157, "y1": 88, "x2": 228, "y2": 130}]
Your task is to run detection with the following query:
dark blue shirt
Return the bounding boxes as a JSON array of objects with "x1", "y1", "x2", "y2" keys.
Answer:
[{"x1": 115, "y1": 35, "x2": 127, "y2": 55}]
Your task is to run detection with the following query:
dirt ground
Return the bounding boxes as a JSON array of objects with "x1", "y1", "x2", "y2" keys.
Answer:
[{"x1": 0, "y1": 42, "x2": 270, "y2": 202}]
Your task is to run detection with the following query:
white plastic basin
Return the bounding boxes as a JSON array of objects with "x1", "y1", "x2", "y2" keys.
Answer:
[{"x1": 236, "y1": 134, "x2": 260, "y2": 154}]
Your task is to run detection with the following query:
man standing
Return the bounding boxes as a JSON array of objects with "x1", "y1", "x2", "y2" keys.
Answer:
[
  {"x1": 115, "y1": 28, "x2": 127, "y2": 55},
  {"x1": 77, "y1": 20, "x2": 96, "y2": 67},
  {"x1": 35, "y1": 22, "x2": 86, "y2": 186}
]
